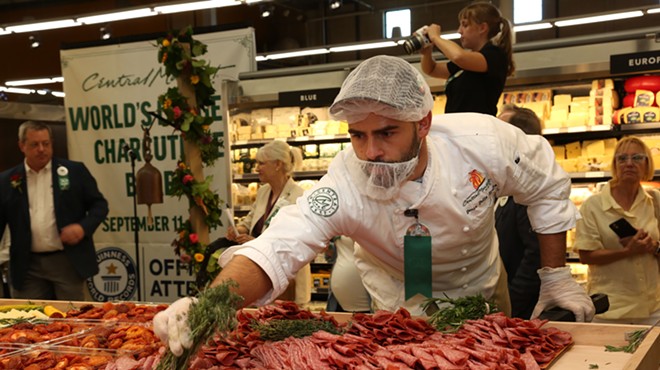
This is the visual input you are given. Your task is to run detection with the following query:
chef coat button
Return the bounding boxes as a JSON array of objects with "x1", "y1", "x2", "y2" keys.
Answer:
[
  {"x1": 460, "y1": 267, "x2": 467, "y2": 272},
  {"x1": 462, "y1": 284, "x2": 468, "y2": 289},
  {"x1": 462, "y1": 226, "x2": 470, "y2": 232},
  {"x1": 461, "y1": 249, "x2": 468, "y2": 255},
  {"x1": 451, "y1": 188, "x2": 457, "y2": 196}
]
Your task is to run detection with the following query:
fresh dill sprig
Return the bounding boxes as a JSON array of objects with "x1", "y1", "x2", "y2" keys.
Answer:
[
  {"x1": 423, "y1": 293, "x2": 498, "y2": 333},
  {"x1": 156, "y1": 280, "x2": 243, "y2": 370},
  {"x1": 250, "y1": 318, "x2": 343, "y2": 342}
]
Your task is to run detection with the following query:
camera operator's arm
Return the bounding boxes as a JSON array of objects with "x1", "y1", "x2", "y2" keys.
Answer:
[
  {"x1": 423, "y1": 24, "x2": 488, "y2": 76},
  {"x1": 419, "y1": 24, "x2": 449, "y2": 79}
]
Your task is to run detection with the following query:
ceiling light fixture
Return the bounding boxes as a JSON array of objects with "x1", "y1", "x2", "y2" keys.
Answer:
[
  {"x1": 329, "y1": 41, "x2": 397, "y2": 53},
  {"x1": 554, "y1": 10, "x2": 643, "y2": 27},
  {"x1": 0, "y1": 86, "x2": 36, "y2": 95},
  {"x1": 100, "y1": 25, "x2": 112, "y2": 40},
  {"x1": 260, "y1": 4, "x2": 274, "y2": 18},
  {"x1": 6, "y1": 19, "x2": 79, "y2": 33},
  {"x1": 29, "y1": 34, "x2": 41, "y2": 48},
  {"x1": 646, "y1": 7, "x2": 660, "y2": 14},
  {"x1": 264, "y1": 48, "x2": 330, "y2": 60},
  {"x1": 6, "y1": 77, "x2": 59, "y2": 86},
  {"x1": 329, "y1": 0, "x2": 342, "y2": 10},
  {"x1": 513, "y1": 22, "x2": 553, "y2": 32},
  {"x1": 155, "y1": 0, "x2": 242, "y2": 14},
  {"x1": 77, "y1": 8, "x2": 156, "y2": 25}
]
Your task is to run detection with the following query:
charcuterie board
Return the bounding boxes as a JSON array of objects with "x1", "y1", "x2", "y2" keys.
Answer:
[{"x1": 0, "y1": 299, "x2": 658, "y2": 369}]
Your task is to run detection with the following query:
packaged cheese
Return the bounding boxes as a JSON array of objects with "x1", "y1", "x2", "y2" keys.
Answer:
[
  {"x1": 565, "y1": 141, "x2": 581, "y2": 159},
  {"x1": 552, "y1": 145, "x2": 566, "y2": 160},
  {"x1": 553, "y1": 94, "x2": 572, "y2": 107},
  {"x1": 622, "y1": 107, "x2": 660, "y2": 123},
  {"x1": 634, "y1": 89, "x2": 655, "y2": 107}
]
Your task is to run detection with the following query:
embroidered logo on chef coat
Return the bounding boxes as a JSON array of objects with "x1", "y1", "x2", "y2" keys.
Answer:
[
  {"x1": 308, "y1": 187, "x2": 339, "y2": 217},
  {"x1": 463, "y1": 169, "x2": 498, "y2": 215},
  {"x1": 468, "y1": 169, "x2": 484, "y2": 189}
]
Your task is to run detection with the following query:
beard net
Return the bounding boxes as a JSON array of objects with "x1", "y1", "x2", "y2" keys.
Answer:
[{"x1": 346, "y1": 148, "x2": 421, "y2": 201}]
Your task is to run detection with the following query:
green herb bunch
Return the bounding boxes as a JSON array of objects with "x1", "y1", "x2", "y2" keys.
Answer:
[
  {"x1": 423, "y1": 293, "x2": 498, "y2": 333},
  {"x1": 250, "y1": 318, "x2": 344, "y2": 342},
  {"x1": 156, "y1": 281, "x2": 244, "y2": 370}
]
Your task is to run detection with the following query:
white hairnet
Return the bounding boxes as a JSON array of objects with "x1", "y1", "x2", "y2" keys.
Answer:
[{"x1": 329, "y1": 55, "x2": 434, "y2": 123}]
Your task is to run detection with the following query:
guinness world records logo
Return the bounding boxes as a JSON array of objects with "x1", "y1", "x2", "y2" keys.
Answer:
[{"x1": 87, "y1": 247, "x2": 137, "y2": 302}]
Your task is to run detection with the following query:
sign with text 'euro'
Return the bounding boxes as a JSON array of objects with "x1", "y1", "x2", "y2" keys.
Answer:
[{"x1": 610, "y1": 50, "x2": 660, "y2": 75}]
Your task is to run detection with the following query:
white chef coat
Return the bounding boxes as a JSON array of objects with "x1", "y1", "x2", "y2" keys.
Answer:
[{"x1": 219, "y1": 113, "x2": 578, "y2": 315}]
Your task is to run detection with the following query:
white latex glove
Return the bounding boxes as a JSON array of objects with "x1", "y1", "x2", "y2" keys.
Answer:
[
  {"x1": 532, "y1": 266, "x2": 595, "y2": 322},
  {"x1": 153, "y1": 297, "x2": 197, "y2": 356}
]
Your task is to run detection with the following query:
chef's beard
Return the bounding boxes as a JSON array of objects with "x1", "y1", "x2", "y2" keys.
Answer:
[{"x1": 348, "y1": 134, "x2": 422, "y2": 201}]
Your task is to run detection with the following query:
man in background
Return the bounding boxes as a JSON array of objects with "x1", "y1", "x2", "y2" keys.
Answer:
[
  {"x1": 495, "y1": 104, "x2": 544, "y2": 319},
  {"x1": 0, "y1": 120, "x2": 108, "y2": 301}
]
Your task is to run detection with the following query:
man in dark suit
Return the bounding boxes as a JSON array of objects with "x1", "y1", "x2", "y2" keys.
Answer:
[
  {"x1": 0, "y1": 120, "x2": 109, "y2": 301},
  {"x1": 495, "y1": 104, "x2": 544, "y2": 319}
]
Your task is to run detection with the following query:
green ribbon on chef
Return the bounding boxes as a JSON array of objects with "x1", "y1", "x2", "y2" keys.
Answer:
[{"x1": 403, "y1": 209, "x2": 432, "y2": 300}]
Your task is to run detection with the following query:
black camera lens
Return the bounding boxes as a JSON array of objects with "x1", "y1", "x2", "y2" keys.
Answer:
[{"x1": 403, "y1": 34, "x2": 426, "y2": 55}]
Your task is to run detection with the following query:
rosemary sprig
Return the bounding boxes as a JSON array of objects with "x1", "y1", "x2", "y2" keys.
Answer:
[
  {"x1": 156, "y1": 280, "x2": 243, "y2": 370},
  {"x1": 250, "y1": 318, "x2": 343, "y2": 342},
  {"x1": 604, "y1": 328, "x2": 650, "y2": 353},
  {"x1": 423, "y1": 293, "x2": 498, "y2": 333},
  {"x1": 605, "y1": 317, "x2": 659, "y2": 354}
]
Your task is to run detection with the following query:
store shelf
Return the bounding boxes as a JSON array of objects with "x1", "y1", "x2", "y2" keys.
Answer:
[
  {"x1": 569, "y1": 169, "x2": 660, "y2": 183},
  {"x1": 232, "y1": 134, "x2": 350, "y2": 149},
  {"x1": 233, "y1": 170, "x2": 328, "y2": 183}
]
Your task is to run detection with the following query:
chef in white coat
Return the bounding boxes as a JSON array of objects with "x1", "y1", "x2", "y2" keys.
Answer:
[{"x1": 154, "y1": 55, "x2": 595, "y2": 356}]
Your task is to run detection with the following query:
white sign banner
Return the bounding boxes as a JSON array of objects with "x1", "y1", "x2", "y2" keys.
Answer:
[{"x1": 61, "y1": 28, "x2": 255, "y2": 303}]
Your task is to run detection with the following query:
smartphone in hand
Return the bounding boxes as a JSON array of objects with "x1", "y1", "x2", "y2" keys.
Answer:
[{"x1": 609, "y1": 218, "x2": 637, "y2": 239}]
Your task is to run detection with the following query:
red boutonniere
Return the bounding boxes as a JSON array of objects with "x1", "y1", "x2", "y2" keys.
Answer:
[{"x1": 10, "y1": 174, "x2": 23, "y2": 193}]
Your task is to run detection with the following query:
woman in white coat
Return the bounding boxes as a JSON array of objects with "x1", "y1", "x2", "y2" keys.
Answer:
[
  {"x1": 227, "y1": 140, "x2": 311, "y2": 306},
  {"x1": 196, "y1": 140, "x2": 312, "y2": 305}
]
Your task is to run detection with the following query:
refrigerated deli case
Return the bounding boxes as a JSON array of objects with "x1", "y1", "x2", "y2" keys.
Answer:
[
  {"x1": 0, "y1": 298, "x2": 657, "y2": 369},
  {"x1": 224, "y1": 33, "x2": 660, "y2": 293}
]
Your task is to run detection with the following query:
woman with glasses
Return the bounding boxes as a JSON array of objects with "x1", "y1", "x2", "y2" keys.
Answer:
[{"x1": 574, "y1": 136, "x2": 660, "y2": 324}]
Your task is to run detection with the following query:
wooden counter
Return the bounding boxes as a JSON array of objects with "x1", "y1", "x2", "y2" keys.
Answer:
[{"x1": 1, "y1": 299, "x2": 658, "y2": 369}]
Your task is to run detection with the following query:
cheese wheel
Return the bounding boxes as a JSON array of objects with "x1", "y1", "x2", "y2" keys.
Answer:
[
  {"x1": 622, "y1": 107, "x2": 660, "y2": 123},
  {"x1": 623, "y1": 94, "x2": 635, "y2": 108},
  {"x1": 617, "y1": 107, "x2": 632, "y2": 124},
  {"x1": 624, "y1": 75, "x2": 660, "y2": 93}
]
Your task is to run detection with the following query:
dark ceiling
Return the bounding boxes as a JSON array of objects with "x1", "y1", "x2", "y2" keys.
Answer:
[{"x1": 1, "y1": 0, "x2": 659, "y2": 105}]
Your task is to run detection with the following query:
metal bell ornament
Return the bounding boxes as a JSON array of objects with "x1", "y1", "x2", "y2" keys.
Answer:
[{"x1": 136, "y1": 124, "x2": 164, "y2": 225}]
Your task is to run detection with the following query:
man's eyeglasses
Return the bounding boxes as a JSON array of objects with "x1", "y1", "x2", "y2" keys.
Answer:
[{"x1": 615, "y1": 154, "x2": 647, "y2": 164}]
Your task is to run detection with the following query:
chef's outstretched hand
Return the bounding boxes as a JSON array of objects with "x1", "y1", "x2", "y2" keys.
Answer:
[
  {"x1": 532, "y1": 266, "x2": 595, "y2": 322},
  {"x1": 153, "y1": 297, "x2": 197, "y2": 356}
]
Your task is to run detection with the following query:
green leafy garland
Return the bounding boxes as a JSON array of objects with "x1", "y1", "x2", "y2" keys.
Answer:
[
  {"x1": 157, "y1": 88, "x2": 222, "y2": 166},
  {"x1": 156, "y1": 27, "x2": 224, "y2": 279}
]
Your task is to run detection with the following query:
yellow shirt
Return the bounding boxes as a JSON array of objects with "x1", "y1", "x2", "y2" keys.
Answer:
[{"x1": 574, "y1": 182, "x2": 660, "y2": 319}]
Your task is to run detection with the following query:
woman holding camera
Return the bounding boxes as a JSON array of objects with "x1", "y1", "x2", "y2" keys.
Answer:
[
  {"x1": 420, "y1": 2, "x2": 514, "y2": 116},
  {"x1": 574, "y1": 136, "x2": 660, "y2": 324}
]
